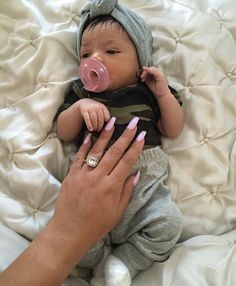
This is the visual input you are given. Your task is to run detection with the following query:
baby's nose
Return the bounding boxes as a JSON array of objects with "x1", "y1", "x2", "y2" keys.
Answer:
[{"x1": 92, "y1": 52, "x2": 103, "y2": 62}]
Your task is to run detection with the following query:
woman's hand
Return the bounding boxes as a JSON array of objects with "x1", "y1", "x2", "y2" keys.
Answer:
[
  {"x1": 52, "y1": 116, "x2": 144, "y2": 250},
  {"x1": 0, "y1": 116, "x2": 145, "y2": 286}
]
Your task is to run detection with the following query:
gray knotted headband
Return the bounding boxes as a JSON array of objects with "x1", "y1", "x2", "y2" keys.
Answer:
[{"x1": 77, "y1": 0, "x2": 153, "y2": 67}]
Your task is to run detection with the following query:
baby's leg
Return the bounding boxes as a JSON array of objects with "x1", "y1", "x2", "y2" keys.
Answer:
[
  {"x1": 111, "y1": 183, "x2": 183, "y2": 278},
  {"x1": 108, "y1": 147, "x2": 182, "y2": 279}
]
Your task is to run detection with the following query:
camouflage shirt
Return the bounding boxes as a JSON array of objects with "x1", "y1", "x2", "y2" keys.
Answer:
[{"x1": 57, "y1": 79, "x2": 181, "y2": 149}]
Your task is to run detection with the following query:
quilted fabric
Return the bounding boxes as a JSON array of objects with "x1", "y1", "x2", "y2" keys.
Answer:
[{"x1": 0, "y1": 0, "x2": 236, "y2": 285}]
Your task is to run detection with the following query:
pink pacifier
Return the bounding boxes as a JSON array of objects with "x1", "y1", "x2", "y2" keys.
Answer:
[{"x1": 79, "y1": 58, "x2": 110, "y2": 92}]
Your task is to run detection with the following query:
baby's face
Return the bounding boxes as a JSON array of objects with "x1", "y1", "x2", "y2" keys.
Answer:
[{"x1": 80, "y1": 22, "x2": 140, "y2": 91}]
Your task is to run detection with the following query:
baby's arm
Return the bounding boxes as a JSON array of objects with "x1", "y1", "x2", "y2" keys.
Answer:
[
  {"x1": 56, "y1": 98, "x2": 110, "y2": 142},
  {"x1": 141, "y1": 67, "x2": 184, "y2": 138}
]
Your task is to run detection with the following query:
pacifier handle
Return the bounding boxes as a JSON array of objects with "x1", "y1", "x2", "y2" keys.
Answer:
[{"x1": 79, "y1": 58, "x2": 110, "y2": 92}]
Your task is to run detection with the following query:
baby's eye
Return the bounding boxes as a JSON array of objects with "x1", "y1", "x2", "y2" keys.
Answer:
[
  {"x1": 81, "y1": 52, "x2": 91, "y2": 59},
  {"x1": 106, "y1": 49, "x2": 119, "y2": 55}
]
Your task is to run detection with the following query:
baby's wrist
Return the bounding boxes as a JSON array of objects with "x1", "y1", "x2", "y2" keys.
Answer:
[
  {"x1": 155, "y1": 89, "x2": 172, "y2": 100},
  {"x1": 73, "y1": 100, "x2": 84, "y2": 115}
]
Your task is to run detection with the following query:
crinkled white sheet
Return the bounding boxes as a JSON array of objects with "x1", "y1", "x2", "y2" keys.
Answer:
[{"x1": 0, "y1": 0, "x2": 236, "y2": 285}]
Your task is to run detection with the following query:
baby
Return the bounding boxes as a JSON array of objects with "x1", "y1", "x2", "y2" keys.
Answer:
[{"x1": 56, "y1": 1, "x2": 184, "y2": 285}]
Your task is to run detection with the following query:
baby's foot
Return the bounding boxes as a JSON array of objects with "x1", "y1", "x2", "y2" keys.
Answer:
[{"x1": 104, "y1": 255, "x2": 131, "y2": 286}]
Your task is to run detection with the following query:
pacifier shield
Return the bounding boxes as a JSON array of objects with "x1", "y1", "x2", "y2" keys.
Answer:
[{"x1": 79, "y1": 58, "x2": 110, "y2": 92}]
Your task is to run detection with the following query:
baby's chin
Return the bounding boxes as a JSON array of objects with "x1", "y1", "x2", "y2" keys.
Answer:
[{"x1": 107, "y1": 81, "x2": 139, "y2": 92}]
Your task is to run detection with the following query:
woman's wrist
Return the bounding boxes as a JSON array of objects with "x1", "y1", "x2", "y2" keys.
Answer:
[
  {"x1": 0, "y1": 219, "x2": 87, "y2": 286},
  {"x1": 25, "y1": 218, "x2": 90, "y2": 285},
  {"x1": 47, "y1": 215, "x2": 91, "y2": 263}
]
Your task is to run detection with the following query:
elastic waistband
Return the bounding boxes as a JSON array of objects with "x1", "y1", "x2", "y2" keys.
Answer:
[{"x1": 132, "y1": 146, "x2": 168, "y2": 176}]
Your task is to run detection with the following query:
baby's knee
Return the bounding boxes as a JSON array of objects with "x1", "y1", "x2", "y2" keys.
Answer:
[
  {"x1": 146, "y1": 201, "x2": 183, "y2": 247},
  {"x1": 164, "y1": 202, "x2": 183, "y2": 243}
]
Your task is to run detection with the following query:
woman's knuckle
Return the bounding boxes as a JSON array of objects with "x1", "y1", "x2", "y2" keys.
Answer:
[
  {"x1": 110, "y1": 145, "x2": 123, "y2": 156},
  {"x1": 123, "y1": 154, "x2": 134, "y2": 165},
  {"x1": 90, "y1": 145, "x2": 100, "y2": 155},
  {"x1": 74, "y1": 152, "x2": 84, "y2": 164}
]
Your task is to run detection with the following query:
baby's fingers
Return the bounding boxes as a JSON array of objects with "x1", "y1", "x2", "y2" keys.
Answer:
[
  {"x1": 143, "y1": 66, "x2": 165, "y2": 79},
  {"x1": 83, "y1": 112, "x2": 93, "y2": 131},
  {"x1": 103, "y1": 106, "x2": 111, "y2": 123},
  {"x1": 97, "y1": 109, "x2": 106, "y2": 131},
  {"x1": 140, "y1": 70, "x2": 148, "y2": 81},
  {"x1": 140, "y1": 67, "x2": 156, "y2": 81}
]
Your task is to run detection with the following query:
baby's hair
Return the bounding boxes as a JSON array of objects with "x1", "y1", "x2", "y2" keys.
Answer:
[{"x1": 82, "y1": 15, "x2": 124, "y2": 33}]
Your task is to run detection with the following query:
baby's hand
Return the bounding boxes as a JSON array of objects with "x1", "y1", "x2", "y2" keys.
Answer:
[
  {"x1": 78, "y1": 98, "x2": 110, "y2": 132},
  {"x1": 141, "y1": 66, "x2": 170, "y2": 98}
]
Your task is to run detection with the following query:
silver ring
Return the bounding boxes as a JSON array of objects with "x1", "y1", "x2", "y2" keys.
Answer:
[{"x1": 85, "y1": 155, "x2": 99, "y2": 168}]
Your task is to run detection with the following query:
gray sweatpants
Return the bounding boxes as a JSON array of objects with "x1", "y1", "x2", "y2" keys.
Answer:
[{"x1": 79, "y1": 146, "x2": 183, "y2": 278}]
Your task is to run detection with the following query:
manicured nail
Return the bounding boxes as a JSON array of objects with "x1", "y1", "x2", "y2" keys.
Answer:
[
  {"x1": 136, "y1": 131, "x2": 146, "y2": 142},
  {"x1": 105, "y1": 117, "x2": 116, "y2": 131},
  {"x1": 83, "y1": 132, "x2": 92, "y2": 144},
  {"x1": 127, "y1": 117, "x2": 139, "y2": 130},
  {"x1": 133, "y1": 170, "x2": 141, "y2": 187}
]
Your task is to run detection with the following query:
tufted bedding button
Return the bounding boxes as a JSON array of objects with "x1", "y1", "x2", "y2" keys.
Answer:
[
  {"x1": 31, "y1": 208, "x2": 41, "y2": 216},
  {"x1": 203, "y1": 137, "x2": 210, "y2": 144},
  {"x1": 226, "y1": 71, "x2": 232, "y2": 78},
  {"x1": 71, "y1": 13, "x2": 78, "y2": 19},
  {"x1": 200, "y1": 137, "x2": 211, "y2": 145},
  {"x1": 175, "y1": 37, "x2": 180, "y2": 44},
  {"x1": 29, "y1": 39, "x2": 35, "y2": 47},
  {"x1": 211, "y1": 190, "x2": 217, "y2": 197},
  {"x1": 42, "y1": 80, "x2": 48, "y2": 88},
  {"x1": 70, "y1": 12, "x2": 79, "y2": 23},
  {"x1": 187, "y1": 84, "x2": 192, "y2": 91},
  {"x1": 226, "y1": 240, "x2": 234, "y2": 248},
  {"x1": 48, "y1": 131, "x2": 57, "y2": 138}
]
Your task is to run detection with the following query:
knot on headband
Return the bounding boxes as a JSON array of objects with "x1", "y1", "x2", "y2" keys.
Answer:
[{"x1": 82, "y1": 0, "x2": 118, "y2": 18}]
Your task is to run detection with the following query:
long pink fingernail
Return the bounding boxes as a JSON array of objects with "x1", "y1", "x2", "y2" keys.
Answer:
[
  {"x1": 105, "y1": 117, "x2": 116, "y2": 131},
  {"x1": 127, "y1": 117, "x2": 139, "y2": 130},
  {"x1": 133, "y1": 170, "x2": 141, "y2": 187},
  {"x1": 83, "y1": 132, "x2": 92, "y2": 144},
  {"x1": 136, "y1": 131, "x2": 146, "y2": 142}
]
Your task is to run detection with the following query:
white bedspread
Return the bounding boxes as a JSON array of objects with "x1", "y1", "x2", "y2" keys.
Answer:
[{"x1": 0, "y1": 0, "x2": 236, "y2": 285}]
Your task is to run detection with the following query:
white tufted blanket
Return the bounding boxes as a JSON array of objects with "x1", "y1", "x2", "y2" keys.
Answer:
[{"x1": 0, "y1": 0, "x2": 236, "y2": 285}]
